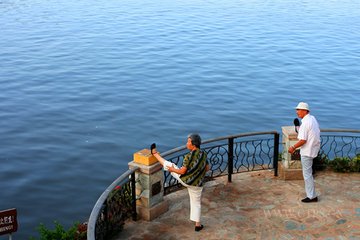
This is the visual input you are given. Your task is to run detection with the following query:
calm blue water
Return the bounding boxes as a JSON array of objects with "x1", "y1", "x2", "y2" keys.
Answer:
[{"x1": 1, "y1": 0, "x2": 359, "y2": 238}]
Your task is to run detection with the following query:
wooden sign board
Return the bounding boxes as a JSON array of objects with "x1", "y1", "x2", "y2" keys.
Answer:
[{"x1": 0, "y1": 208, "x2": 18, "y2": 235}]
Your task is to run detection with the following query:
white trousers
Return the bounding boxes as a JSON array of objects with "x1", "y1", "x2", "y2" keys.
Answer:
[
  {"x1": 163, "y1": 160, "x2": 203, "y2": 222},
  {"x1": 301, "y1": 156, "x2": 317, "y2": 199}
]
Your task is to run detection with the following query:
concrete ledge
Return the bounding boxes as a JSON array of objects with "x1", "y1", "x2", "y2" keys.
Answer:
[{"x1": 278, "y1": 162, "x2": 303, "y2": 180}]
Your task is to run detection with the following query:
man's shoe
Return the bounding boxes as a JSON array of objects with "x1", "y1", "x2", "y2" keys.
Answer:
[
  {"x1": 195, "y1": 225, "x2": 204, "y2": 232},
  {"x1": 301, "y1": 197, "x2": 318, "y2": 203}
]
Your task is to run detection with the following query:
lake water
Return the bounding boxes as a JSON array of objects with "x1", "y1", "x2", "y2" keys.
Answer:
[{"x1": 1, "y1": 0, "x2": 359, "y2": 238}]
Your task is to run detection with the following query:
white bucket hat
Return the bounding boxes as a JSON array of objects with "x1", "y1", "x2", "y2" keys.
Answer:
[{"x1": 295, "y1": 102, "x2": 310, "y2": 111}]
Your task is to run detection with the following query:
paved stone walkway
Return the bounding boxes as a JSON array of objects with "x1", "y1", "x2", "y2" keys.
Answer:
[{"x1": 118, "y1": 170, "x2": 360, "y2": 240}]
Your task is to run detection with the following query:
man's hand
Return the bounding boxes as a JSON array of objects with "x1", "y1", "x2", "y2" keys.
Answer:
[
  {"x1": 288, "y1": 140, "x2": 306, "y2": 154},
  {"x1": 288, "y1": 146, "x2": 296, "y2": 154}
]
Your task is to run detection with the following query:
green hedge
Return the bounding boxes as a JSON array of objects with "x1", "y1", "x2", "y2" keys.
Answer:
[
  {"x1": 29, "y1": 221, "x2": 87, "y2": 240},
  {"x1": 328, "y1": 154, "x2": 360, "y2": 173}
]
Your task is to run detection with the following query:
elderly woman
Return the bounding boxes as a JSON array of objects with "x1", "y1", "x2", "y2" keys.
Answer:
[{"x1": 151, "y1": 133, "x2": 210, "y2": 232}]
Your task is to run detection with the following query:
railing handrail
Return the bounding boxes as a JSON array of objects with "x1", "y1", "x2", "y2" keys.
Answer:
[
  {"x1": 87, "y1": 167, "x2": 139, "y2": 240},
  {"x1": 321, "y1": 129, "x2": 360, "y2": 133},
  {"x1": 162, "y1": 131, "x2": 278, "y2": 157}
]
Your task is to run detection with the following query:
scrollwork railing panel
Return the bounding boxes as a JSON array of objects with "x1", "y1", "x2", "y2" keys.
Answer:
[
  {"x1": 319, "y1": 133, "x2": 360, "y2": 160},
  {"x1": 162, "y1": 132, "x2": 278, "y2": 195},
  {"x1": 234, "y1": 138, "x2": 274, "y2": 172}
]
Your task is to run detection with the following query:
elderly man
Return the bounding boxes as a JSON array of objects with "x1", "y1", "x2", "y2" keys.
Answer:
[
  {"x1": 151, "y1": 133, "x2": 210, "y2": 231},
  {"x1": 288, "y1": 102, "x2": 321, "y2": 203}
]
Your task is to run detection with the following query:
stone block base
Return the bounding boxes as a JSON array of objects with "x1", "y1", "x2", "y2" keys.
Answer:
[
  {"x1": 278, "y1": 162, "x2": 303, "y2": 180},
  {"x1": 137, "y1": 200, "x2": 169, "y2": 221}
]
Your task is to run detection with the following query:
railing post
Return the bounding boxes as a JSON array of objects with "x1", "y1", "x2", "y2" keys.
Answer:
[
  {"x1": 131, "y1": 172, "x2": 137, "y2": 221},
  {"x1": 279, "y1": 126, "x2": 304, "y2": 180},
  {"x1": 128, "y1": 149, "x2": 169, "y2": 221},
  {"x1": 273, "y1": 132, "x2": 279, "y2": 176},
  {"x1": 228, "y1": 138, "x2": 234, "y2": 183}
]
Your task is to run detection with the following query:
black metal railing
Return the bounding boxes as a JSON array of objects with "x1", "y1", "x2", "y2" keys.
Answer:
[
  {"x1": 87, "y1": 168, "x2": 138, "y2": 240},
  {"x1": 319, "y1": 129, "x2": 360, "y2": 160},
  {"x1": 161, "y1": 131, "x2": 280, "y2": 195},
  {"x1": 87, "y1": 129, "x2": 359, "y2": 239}
]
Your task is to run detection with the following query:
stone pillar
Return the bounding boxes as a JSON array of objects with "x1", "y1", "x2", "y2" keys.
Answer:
[
  {"x1": 128, "y1": 149, "x2": 169, "y2": 221},
  {"x1": 279, "y1": 126, "x2": 304, "y2": 180}
]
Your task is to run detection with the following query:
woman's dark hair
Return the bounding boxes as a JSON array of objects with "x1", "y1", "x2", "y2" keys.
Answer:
[{"x1": 188, "y1": 133, "x2": 201, "y2": 148}]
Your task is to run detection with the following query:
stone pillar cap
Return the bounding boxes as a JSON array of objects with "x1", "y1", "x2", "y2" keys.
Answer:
[
  {"x1": 133, "y1": 149, "x2": 158, "y2": 166},
  {"x1": 282, "y1": 126, "x2": 298, "y2": 141}
]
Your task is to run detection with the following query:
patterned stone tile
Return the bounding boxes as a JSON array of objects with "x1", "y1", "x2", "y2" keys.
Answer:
[{"x1": 117, "y1": 171, "x2": 360, "y2": 240}]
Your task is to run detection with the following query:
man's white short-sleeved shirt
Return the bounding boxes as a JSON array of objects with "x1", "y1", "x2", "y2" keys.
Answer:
[{"x1": 298, "y1": 114, "x2": 321, "y2": 158}]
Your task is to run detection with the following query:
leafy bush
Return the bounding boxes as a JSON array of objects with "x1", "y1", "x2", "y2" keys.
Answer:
[
  {"x1": 351, "y1": 154, "x2": 360, "y2": 172},
  {"x1": 329, "y1": 157, "x2": 351, "y2": 172},
  {"x1": 30, "y1": 221, "x2": 87, "y2": 240},
  {"x1": 328, "y1": 155, "x2": 360, "y2": 173}
]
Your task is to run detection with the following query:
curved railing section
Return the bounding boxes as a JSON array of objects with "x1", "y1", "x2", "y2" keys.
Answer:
[
  {"x1": 87, "y1": 129, "x2": 359, "y2": 239},
  {"x1": 319, "y1": 129, "x2": 360, "y2": 160},
  {"x1": 161, "y1": 131, "x2": 280, "y2": 195},
  {"x1": 87, "y1": 168, "x2": 138, "y2": 240}
]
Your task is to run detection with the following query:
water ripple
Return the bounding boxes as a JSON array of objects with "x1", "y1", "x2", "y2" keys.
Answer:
[{"x1": 1, "y1": 0, "x2": 360, "y2": 238}]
